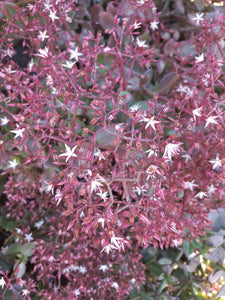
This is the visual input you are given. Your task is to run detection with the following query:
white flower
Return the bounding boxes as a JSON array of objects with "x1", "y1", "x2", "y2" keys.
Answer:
[
  {"x1": 205, "y1": 115, "x2": 218, "y2": 128},
  {"x1": 55, "y1": 189, "x2": 63, "y2": 206},
  {"x1": 98, "y1": 217, "x2": 105, "y2": 228},
  {"x1": 182, "y1": 153, "x2": 192, "y2": 162},
  {"x1": 183, "y1": 180, "x2": 198, "y2": 191},
  {"x1": 78, "y1": 266, "x2": 86, "y2": 274},
  {"x1": 192, "y1": 107, "x2": 202, "y2": 120},
  {"x1": 91, "y1": 180, "x2": 103, "y2": 193},
  {"x1": 176, "y1": 84, "x2": 187, "y2": 95},
  {"x1": 110, "y1": 235, "x2": 129, "y2": 251},
  {"x1": 0, "y1": 277, "x2": 6, "y2": 289},
  {"x1": 15, "y1": 228, "x2": 23, "y2": 234},
  {"x1": 195, "y1": 53, "x2": 204, "y2": 63},
  {"x1": 133, "y1": 21, "x2": 141, "y2": 29},
  {"x1": 6, "y1": 48, "x2": 15, "y2": 58},
  {"x1": 96, "y1": 191, "x2": 109, "y2": 201},
  {"x1": 111, "y1": 282, "x2": 119, "y2": 290},
  {"x1": 145, "y1": 146, "x2": 157, "y2": 158},
  {"x1": 62, "y1": 61, "x2": 75, "y2": 69},
  {"x1": 202, "y1": 73, "x2": 210, "y2": 86},
  {"x1": 171, "y1": 238, "x2": 183, "y2": 247},
  {"x1": 46, "y1": 74, "x2": 53, "y2": 86},
  {"x1": 44, "y1": 1, "x2": 52, "y2": 11},
  {"x1": 209, "y1": 156, "x2": 222, "y2": 170},
  {"x1": 49, "y1": 10, "x2": 59, "y2": 22},
  {"x1": 101, "y1": 244, "x2": 116, "y2": 254},
  {"x1": 38, "y1": 47, "x2": 49, "y2": 58},
  {"x1": 129, "y1": 104, "x2": 141, "y2": 112},
  {"x1": 34, "y1": 219, "x2": 44, "y2": 229},
  {"x1": 48, "y1": 255, "x2": 55, "y2": 262},
  {"x1": 8, "y1": 159, "x2": 18, "y2": 170},
  {"x1": 94, "y1": 148, "x2": 106, "y2": 161},
  {"x1": 0, "y1": 116, "x2": 9, "y2": 126},
  {"x1": 24, "y1": 233, "x2": 34, "y2": 243},
  {"x1": 22, "y1": 289, "x2": 29, "y2": 296},
  {"x1": 137, "y1": 0, "x2": 145, "y2": 4},
  {"x1": 10, "y1": 127, "x2": 25, "y2": 139},
  {"x1": 192, "y1": 13, "x2": 204, "y2": 25},
  {"x1": 104, "y1": 47, "x2": 111, "y2": 52},
  {"x1": 69, "y1": 46, "x2": 83, "y2": 61},
  {"x1": 163, "y1": 143, "x2": 182, "y2": 162},
  {"x1": 195, "y1": 191, "x2": 207, "y2": 199},
  {"x1": 44, "y1": 182, "x2": 54, "y2": 194},
  {"x1": 136, "y1": 38, "x2": 147, "y2": 48},
  {"x1": 59, "y1": 144, "x2": 77, "y2": 162},
  {"x1": 74, "y1": 289, "x2": 80, "y2": 297},
  {"x1": 150, "y1": 20, "x2": 159, "y2": 31},
  {"x1": 99, "y1": 265, "x2": 109, "y2": 272},
  {"x1": 80, "y1": 210, "x2": 85, "y2": 218},
  {"x1": 38, "y1": 30, "x2": 49, "y2": 41},
  {"x1": 146, "y1": 165, "x2": 159, "y2": 180},
  {"x1": 143, "y1": 116, "x2": 160, "y2": 131},
  {"x1": 28, "y1": 58, "x2": 34, "y2": 72},
  {"x1": 208, "y1": 184, "x2": 217, "y2": 195}
]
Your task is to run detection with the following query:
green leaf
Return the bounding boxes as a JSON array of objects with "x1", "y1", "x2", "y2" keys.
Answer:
[
  {"x1": 158, "y1": 257, "x2": 172, "y2": 265},
  {"x1": 21, "y1": 243, "x2": 35, "y2": 257},
  {"x1": 5, "y1": 243, "x2": 22, "y2": 256},
  {"x1": 182, "y1": 240, "x2": 190, "y2": 256},
  {"x1": 146, "y1": 261, "x2": 163, "y2": 276},
  {"x1": 157, "y1": 279, "x2": 168, "y2": 294},
  {"x1": 0, "y1": 216, "x2": 16, "y2": 231},
  {"x1": 0, "y1": 258, "x2": 10, "y2": 272}
]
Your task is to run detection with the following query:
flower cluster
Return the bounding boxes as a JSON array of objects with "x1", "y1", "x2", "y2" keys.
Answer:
[{"x1": 0, "y1": 0, "x2": 224, "y2": 299}]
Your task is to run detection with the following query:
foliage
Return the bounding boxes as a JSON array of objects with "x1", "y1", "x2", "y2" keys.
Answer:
[{"x1": 0, "y1": 0, "x2": 224, "y2": 299}]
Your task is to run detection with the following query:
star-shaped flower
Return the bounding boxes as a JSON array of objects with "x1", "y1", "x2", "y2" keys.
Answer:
[
  {"x1": 69, "y1": 46, "x2": 83, "y2": 61},
  {"x1": 150, "y1": 20, "x2": 159, "y2": 31},
  {"x1": 183, "y1": 180, "x2": 198, "y2": 191},
  {"x1": 195, "y1": 53, "x2": 204, "y2": 63},
  {"x1": 49, "y1": 10, "x2": 59, "y2": 22},
  {"x1": 136, "y1": 38, "x2": 148, "y2": 48},
  {"x1": 59, "y1": 144, "x2": 77, "y2": 162},
  {"x1": 91, "y1": 179, "x2": 103, "y2": 193},
  {"x1": 10, "y1": 127, "x2": 25, "y2": 139},
  {"x1": 0, "y1": 277, "x2": 6, "y2": 289},
  {"x1": 62, "y1": 61, "x2": 76, "y2": 69},
  {"x1": 192, "y1": 107, "x2": 202, "y2": 120},
  {"x1": 111, "y1": 282, "x2": 119, "y2": 290},
  {"x1": 99, "y1": 265, "x2": 109, "y2": 272},
  {"x1": 192, "y1": 13, "x2": 204, "y2": 25},
  {"x1": 208, "y1": 184, "x2": 217, "y2": 195},
  {"x1": 38, "y1": 30, "x2": 49, "y2": 41},
  {"x1": 74, "y1": 289, "x2": 80, "y2": 297},
  {"x1": 144, "y1": 116, "x2": 160, "y2": 131},
  {"x1": 22, "y1": 289, "x2": 29, "y2": 296},
  {"x1": 24, "y1": 233, "x2": 34, "y2": 243},
  {"x1": 195, "y1": 191, "x2": 207, "y2": 199},
  {"x1": 96, "y1": 190, "x2": 109, "y2": 201},
  {"x1": 34, "y1": 219, "x2": 44, "y2": 229},
  {"x1": 209, "y1": 156, "x2": 222, "y2": 170},
  {"x1": 205, "y1": 115, "x2": 218, "y2": 128},
  {"x1": 132, "y1": 21, "x2": 142, "y2": 30},
  {"x1": 8, "y1": 159, "x2": 18, "y2": 169},
  {"x1": 38, "y1": 47, "x2": 49, "y2": 58},
  {"x1": 0, "y1": 116, "x2": 9, "y2": 126},
  {"x1": 163, "y1": 143, "x2": 182, "y2": 162}
]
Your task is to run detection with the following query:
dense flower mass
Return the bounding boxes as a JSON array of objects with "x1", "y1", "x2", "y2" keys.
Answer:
[{"x1": 0, "y1": 0, "x2": 224, "y2": 298}]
